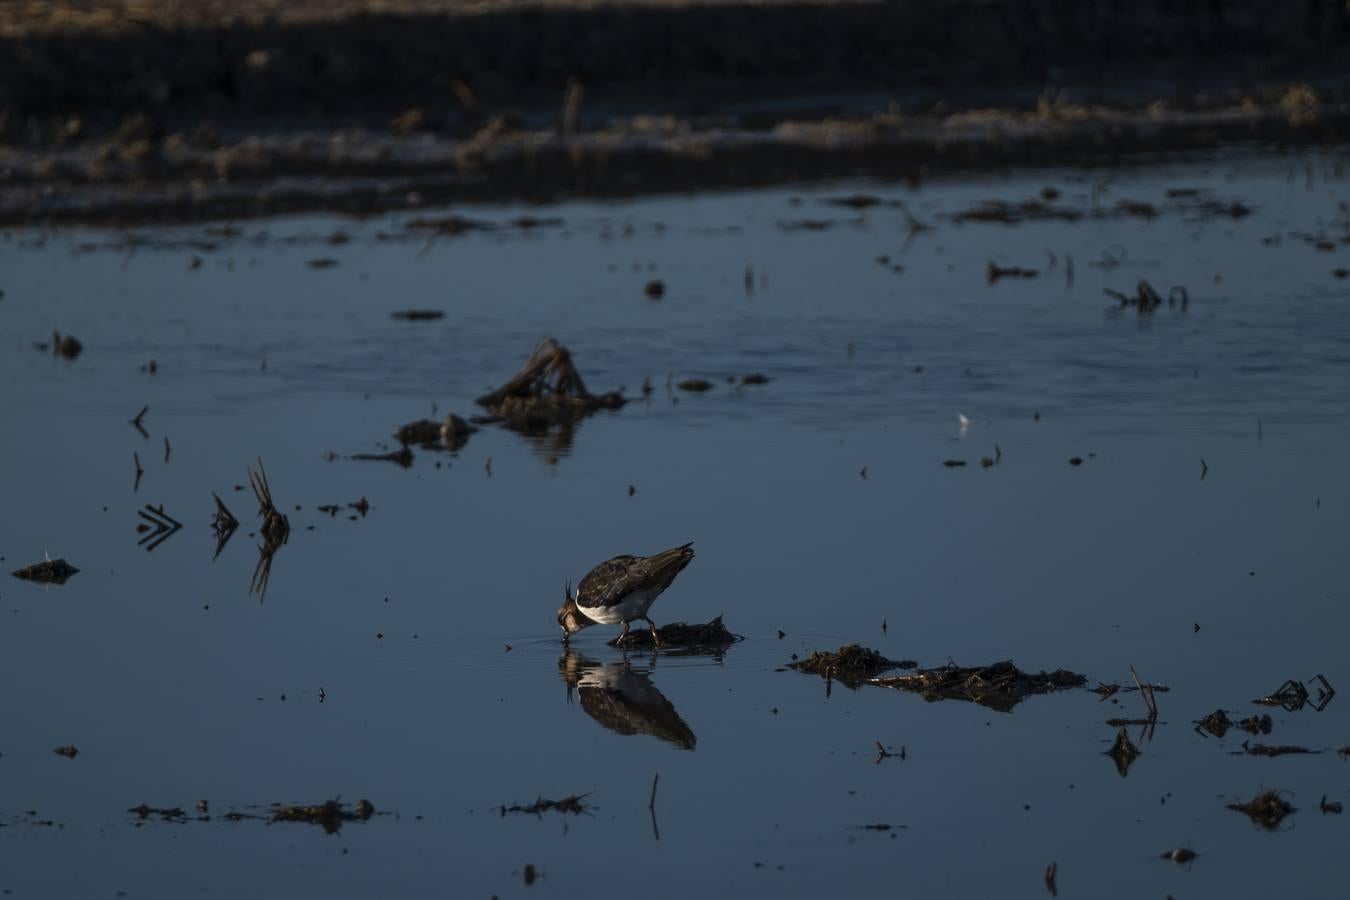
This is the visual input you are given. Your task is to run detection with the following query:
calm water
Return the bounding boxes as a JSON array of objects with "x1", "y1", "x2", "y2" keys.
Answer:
[{"x1": 2, "y1": 150, "x2": 1350, "y2": 898}]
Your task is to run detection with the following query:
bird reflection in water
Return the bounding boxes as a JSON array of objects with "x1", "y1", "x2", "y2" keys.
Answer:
[{"x1": 559, "y1": 650, "x2": 696, "y2": 750}]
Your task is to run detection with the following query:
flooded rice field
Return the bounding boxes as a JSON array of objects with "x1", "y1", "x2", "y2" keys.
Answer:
[{"x1": 3, "y1": 148, "x2": 1350, "y2": 898}]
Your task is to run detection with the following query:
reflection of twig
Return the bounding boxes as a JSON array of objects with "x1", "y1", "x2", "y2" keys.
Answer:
[
  {"x1": 875, "y1": 741, "x2": 906, "y2": 764},
  {"x1": 133, "y1": 452, "x2": 144, "y2": 491},
  {"x1": 210, "y1": 492, "x2": 239, "y2": 560},
  {"x1": 649, "y1": 773, "x2": 660, "y2": 841},
  {"x1": 249, "y1": 541, "x2": 277, "y2": 602},
  {"x1": 137, "y1": 504, "x2": 182, "y2": 552},
  {"x1": 246, "y1": 459, "x2": 288, "y2": 601},
  {"x1": 130, "y1": 405, "x2": 149, "y2": 440},
  {"x1": 1129, "y1": 665, "x2": 1158, "y2": 720}
]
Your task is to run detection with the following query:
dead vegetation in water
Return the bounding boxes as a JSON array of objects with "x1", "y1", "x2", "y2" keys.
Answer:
[
  {"x1": 1228, "y1": 789, "x2": 1295, "y2": 829},
  {"x1": 1196, "y1": 709, "x2": 1273, "y2": 738},
  {"x1": 210, "y1": 492, "x2": 239, "y2": 559},
  {"x1": 1235, "y1": 742, "x2": 1318, "y2": 757},
  {"x1": 1254, "y1": 675, "x2": 1335, "y2": 712},
  {"x1": 12, "y1": 557, "x2": 80, "y2": 584},
  {"x1": 393, "y1": 419, "x2": 442, "y2": 446},
  {"x1": 1103, "y1": 279, "x2": 1188, "y2": 314},
  {"x1": 1105, "y1": 728, "x2": 1140, "y2": 777},
  {"x1": 246, "y1": 458, "x2": 288, "y2": 601},
  {"x1": 952, "y1": 190, "x2": 1253, "y2": 228},
  {"x1": 500, "y1": 794, "x2": 591, "y2": 817},
  {"x1": 390, "y1": 309, "x2": 444, "y2": 321},
  {"x1": 788, "y1": 644, "x2": 916, "y2": 686},
  {"x1": 347, "y1": 447, "x2": 414, "y2": 467},
  {"x1": 271, "y1": 798, "x2": 375, "y2": 833},
  {"x1": 128, "y1": 803, "x2": 187, "y2": 821},
  {"x1": 475, "y1": 337, "x2": 624, "y2": 433},
  {"x1": 606, "y1": 615, "x2": 742, "y2": 649},
  {"x1": 986, "y1": 262, "x2": 1039, "y2": 283},
  {"x1": 871, "y1": 659, "x2": 1087, "y2": 712},
  {"x1": 34, "y1": 329, "x2": 83, "y2": 359}
]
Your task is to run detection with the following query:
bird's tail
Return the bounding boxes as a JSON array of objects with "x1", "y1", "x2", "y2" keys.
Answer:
[{"x1": 645, "y1": 542, "x2": 695, "y2": 588}]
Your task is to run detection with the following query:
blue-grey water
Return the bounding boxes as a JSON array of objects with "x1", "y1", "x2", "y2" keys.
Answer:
[{"x1": 2, "y1": 150, "x2": 1350, "y2": 898}]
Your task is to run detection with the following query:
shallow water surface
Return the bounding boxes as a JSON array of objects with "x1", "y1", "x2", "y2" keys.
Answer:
[{"x1": 2, "y1": 150, "x2": 1350, "y2": 898}]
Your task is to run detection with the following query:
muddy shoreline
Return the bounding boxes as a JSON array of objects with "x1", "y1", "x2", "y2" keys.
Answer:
[
  {"x1": 3, "y1": 0, "x2": 1350, "y2": 224},
  {"x1": 5, "y1": 98, "x2": 1350, "y2": 227}
]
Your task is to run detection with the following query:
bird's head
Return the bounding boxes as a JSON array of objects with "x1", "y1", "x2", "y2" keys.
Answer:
[{"x1": 557, "y1": 581, "x2": 595, "y2": 641}]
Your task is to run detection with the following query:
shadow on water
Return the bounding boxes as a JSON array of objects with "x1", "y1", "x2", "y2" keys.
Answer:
[{"x1": 559, "y1": 650, "x2": 697, "y2": 750}]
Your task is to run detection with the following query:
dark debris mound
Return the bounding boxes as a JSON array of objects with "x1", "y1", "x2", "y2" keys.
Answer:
[
  {"x1": 609, "y1": 615, "x2": 742, "y2": 649},
  {"x1": 1228, "y1": 790, "x2": 1295, "y2": 830},
  {"x1": 1106, "y1": 727, "x2": 1141, "y2": 777},
  {"x1": 1197, "y1": 708, "x2": 1233, "y2": 737},
  {"x1": 270, "y1": 798, "x2": 374, "y2": 833},
  {"x1": 500, "y1": 794, "x2": 591, "y2": 816},
  {"x1": 12, "y1": 558, "x2": 79, "y2": 584},
  {"x1": 789, "y1": 644, "x2": 916, "y2": 685},
  {"x1": 1197, "y1": 709, "x2": 1273, "y2": 738},
  {"x1": 1236, "y1": 742, "x2": 1316, "y2": 757},
  {"x1": 871, "y1": 659, "x2": 1087, "y2": 712},
  {"x1": 475, "y1": 337, "x2": 624, "y2": 431},
  {"x1": 393, "y1": 419, "x2": 442, "y2": 446}
]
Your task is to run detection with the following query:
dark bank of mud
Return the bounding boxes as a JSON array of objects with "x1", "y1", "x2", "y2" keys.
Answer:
[{"x1": 3, "y1": 0, "x2": 1350, "y2": 225}]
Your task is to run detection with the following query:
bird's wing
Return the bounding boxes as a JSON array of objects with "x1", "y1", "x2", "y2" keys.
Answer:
[
  {"x1": 577, "y1": 544, "x2": 695, "y2": 610},
  {"x1": 576, "y1": 555, "x2": 644, "y2": 609}
]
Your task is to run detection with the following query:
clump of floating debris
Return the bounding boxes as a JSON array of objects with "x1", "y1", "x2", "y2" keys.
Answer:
[
  {"x1": 871, "y1": 659, "x2": 1087, "y2": 712},
  {"x1": 475, "y1": 337, "x2": 624, "y2": 432},
  {"x1": 789, "y1": 644, "x2": 916, "y2": 686},
  {"x1": 1228, "y1": 789, "x2": 1295, "y2": 830},
  {"x1": 1105, "y1": 727, "x2": 1141, "y2": 777},
  {"x1": 270, "y1": 798, "x2": 374, "y2": 833},
  {"x1": 500, "y1": 794, "x2": 591, "y2": 817},
  {"x1": 12, "y1": 557, "x2": 80, "y2": 584},
  {"x1": 605, "y1": 615, "x2": 742, "y2": 649}
]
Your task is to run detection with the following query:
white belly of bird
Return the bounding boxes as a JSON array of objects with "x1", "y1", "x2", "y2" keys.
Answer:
[{"x1": 580, "y1": 588, "x2": 660, "y2": 626}]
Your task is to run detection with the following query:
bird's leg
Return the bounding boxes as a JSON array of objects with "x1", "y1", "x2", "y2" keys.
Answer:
[
  {"x1": 645, "y1": 617, "x2": 662, "y2": 649},
  {"x1": 616, "y1": 622, "x2": 631, "y2": 645}
]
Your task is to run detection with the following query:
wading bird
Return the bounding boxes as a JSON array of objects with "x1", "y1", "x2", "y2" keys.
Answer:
[{"x1": 557, "y1": 543, "x2": 695, "y2": 647}]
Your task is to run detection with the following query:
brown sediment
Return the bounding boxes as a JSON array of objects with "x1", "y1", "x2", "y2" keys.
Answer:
[{"x1": 1227, "y1": 789, "x2": 1295, "y2": 829}]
